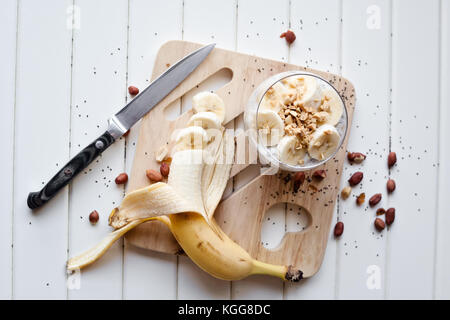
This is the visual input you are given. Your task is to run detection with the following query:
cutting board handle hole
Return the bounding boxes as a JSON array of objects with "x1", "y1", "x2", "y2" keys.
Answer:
[
  {"x1": 260, "y1": 203, "x2": 312, "y2": 250},
  {"x1": 163, "y1": 67, "x2": 233, "y2": 120}
]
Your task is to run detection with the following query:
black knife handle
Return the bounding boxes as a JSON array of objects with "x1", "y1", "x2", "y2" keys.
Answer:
[{"x1": 27, "y1": 131, "x2": 115, "y2": 209}]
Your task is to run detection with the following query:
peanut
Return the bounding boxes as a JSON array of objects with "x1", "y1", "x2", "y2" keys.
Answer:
[
  {"x1": 388, "y1": 152, "x2": 397, "y2": 168},
  {"x1": 369, "y1": 193, "x2": 382, "y2": 207},
  {"x1": 386, "y1": 208, "x2": 395, "y2": 225},
  {"x1": 280, "y1": 29, "x2": 296, "y2": 44},
  {"x1": 341, "y1": 186, "x2": 351, "y2": 200},
  {"x1": 128, "y1": 85, "x2": 139, "y2": 95},
  {"x1": 356, "y1": 193, "x2": 365, "y2": 206},
  {"x1": 160, "y1": 162, "x2": 170, "y2": 177},
  {"x1": 89, "y1": 210, "x2": 99, "y2": 224},
  {"x1": 293, "y1": 172, "x2": 305, "y2": 193},
  {"x1": 115, "y1": 173, "x2": 128, "y2": 185},
  {"x1": 146, "y1": 169, "x2": 162, "y2": 182},
  {"x1": 374, "y1": 218, "x2": 385, "y2": 231},
  {"x1": 334, "y1": 222, "x2": 344, "y2": 237},
  {"x1": 348, "y1": 171, "x2": 363, "y2": 186},
  {"x1": 347, "y1": 152, "x2": 366, "y2": 164},
  {"x1": 312, "y1": 169, "x2": 326, "y2": 180},
  {"x1": 386, "y1": 179, "x2": 396, "y2": 193}
]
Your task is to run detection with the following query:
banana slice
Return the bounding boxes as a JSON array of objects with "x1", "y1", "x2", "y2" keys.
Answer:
[
  {"x1": 257, "y1": 109, "x2": 284, "y2": 146},
  {"x1": 277, "y1": 135, "x2": 307, "y2": 165},
  {"x1": 192, "y1": 92, "x2": 225, "y2": 123},
  {"x1": 187, "y1": 112, "x2": 222, "y2": 130},
  {"x1": 259, "y1": 82, "x2": 289, "y2": 113},
  {"x1": 308, "y1": 124, "x2": 340, "y2": 160},
  {"x1": 174, "y1": 126, "x2": 208, "y2": 151},
  {"x1": 318, "y1": 88, "x2": 344, "y2": 126},
  {"x1": 285, "y1": 76, "x2": 323, "y2": 110},
  {"x1": 187, "y1": 111, "x2": 222, "y2": 144}
]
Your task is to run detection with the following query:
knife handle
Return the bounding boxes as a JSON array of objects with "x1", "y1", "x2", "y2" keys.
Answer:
[{"x1": 27, "y1": 131, "x2": 115, "y2": 209}]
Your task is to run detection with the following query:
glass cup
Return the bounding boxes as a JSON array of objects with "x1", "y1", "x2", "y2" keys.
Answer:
[{"x1": 244, "y1": 71, "x2": 348, "y2": 172}]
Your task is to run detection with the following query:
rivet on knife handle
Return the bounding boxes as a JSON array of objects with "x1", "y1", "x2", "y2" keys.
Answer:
[{"x1": 27, "y1": 131, "x2": 115, "y2": 209}]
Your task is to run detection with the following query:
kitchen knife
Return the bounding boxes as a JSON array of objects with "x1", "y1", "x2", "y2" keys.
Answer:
[{"x1": 27, "y1": 43, "x2": 216, "y2": 209}]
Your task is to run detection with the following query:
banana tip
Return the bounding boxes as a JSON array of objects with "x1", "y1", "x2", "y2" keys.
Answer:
[{"x1": 285, "y1": 266, "x2": 303, "y2": 282}]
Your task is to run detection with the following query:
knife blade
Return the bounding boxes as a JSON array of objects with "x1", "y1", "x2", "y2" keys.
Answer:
[{"x1": 27, "y1": 43, "x2": 215, "y2": 209}]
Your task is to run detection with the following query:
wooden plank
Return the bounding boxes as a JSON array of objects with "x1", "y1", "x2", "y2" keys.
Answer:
[
  {"x1": 285, "y1": 0, "x2": 341, "y2": 300},
  {"x1": 178, "y1": 256, "x2": 230, "y2": 300},
  {"x1": 387, "y1": 0, "x2": 440, "y2": 299},
  {"x1": 122, "y1": 0, "x2": 182, "y2": 300},
  {"x1": 289, "y1": 0, "x2": 342, "y2": 71},
  {"x1": 232, "y1": 0, "x2": 289, "y2": 300},
  {"x1": 183, "y1": 0, "x2": 237, "y2": 48},
  {"x1": 0, "y1": 0, "x2": 17, "y2": 300},
  {"x1": 235, "y1": 0, "x2": 290, "y2": 61},
  {"x1": 13, "y1": 0, "x2": 73, "y2": 299},
  {"x1": 177, "y1": 0, "x2": 236, "y2": 300},
  {"x1": 435, "y1": 0, "x2": 450, "y2": 300},
  {"x1": 336, "y1": 0, "x2": 391, "y2": 299},
  {"x1": 67, "y1": 0, "x2": 128, "y2": 299}
]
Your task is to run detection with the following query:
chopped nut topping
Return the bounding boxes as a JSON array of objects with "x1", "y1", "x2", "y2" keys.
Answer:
[
  {"x1": 276, "y1": 95, "x2": 325, "y2": 150},
  {"x1": 285, "y1": 115, "x2": 293, "y2": 125}
]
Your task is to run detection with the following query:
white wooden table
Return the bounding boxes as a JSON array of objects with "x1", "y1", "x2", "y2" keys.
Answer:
[{"x1": 1, "y1": 0, "x2": 449, "y2": 300}]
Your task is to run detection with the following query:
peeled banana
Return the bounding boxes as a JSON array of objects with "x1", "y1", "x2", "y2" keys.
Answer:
[{"x1": 67, "y1": 91, "x2": 303, "y2": 283}]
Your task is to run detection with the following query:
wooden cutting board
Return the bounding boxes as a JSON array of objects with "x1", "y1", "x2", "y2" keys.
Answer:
[{"x1": 126, "y1": 40, "x2": 355, "y2": 278}]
